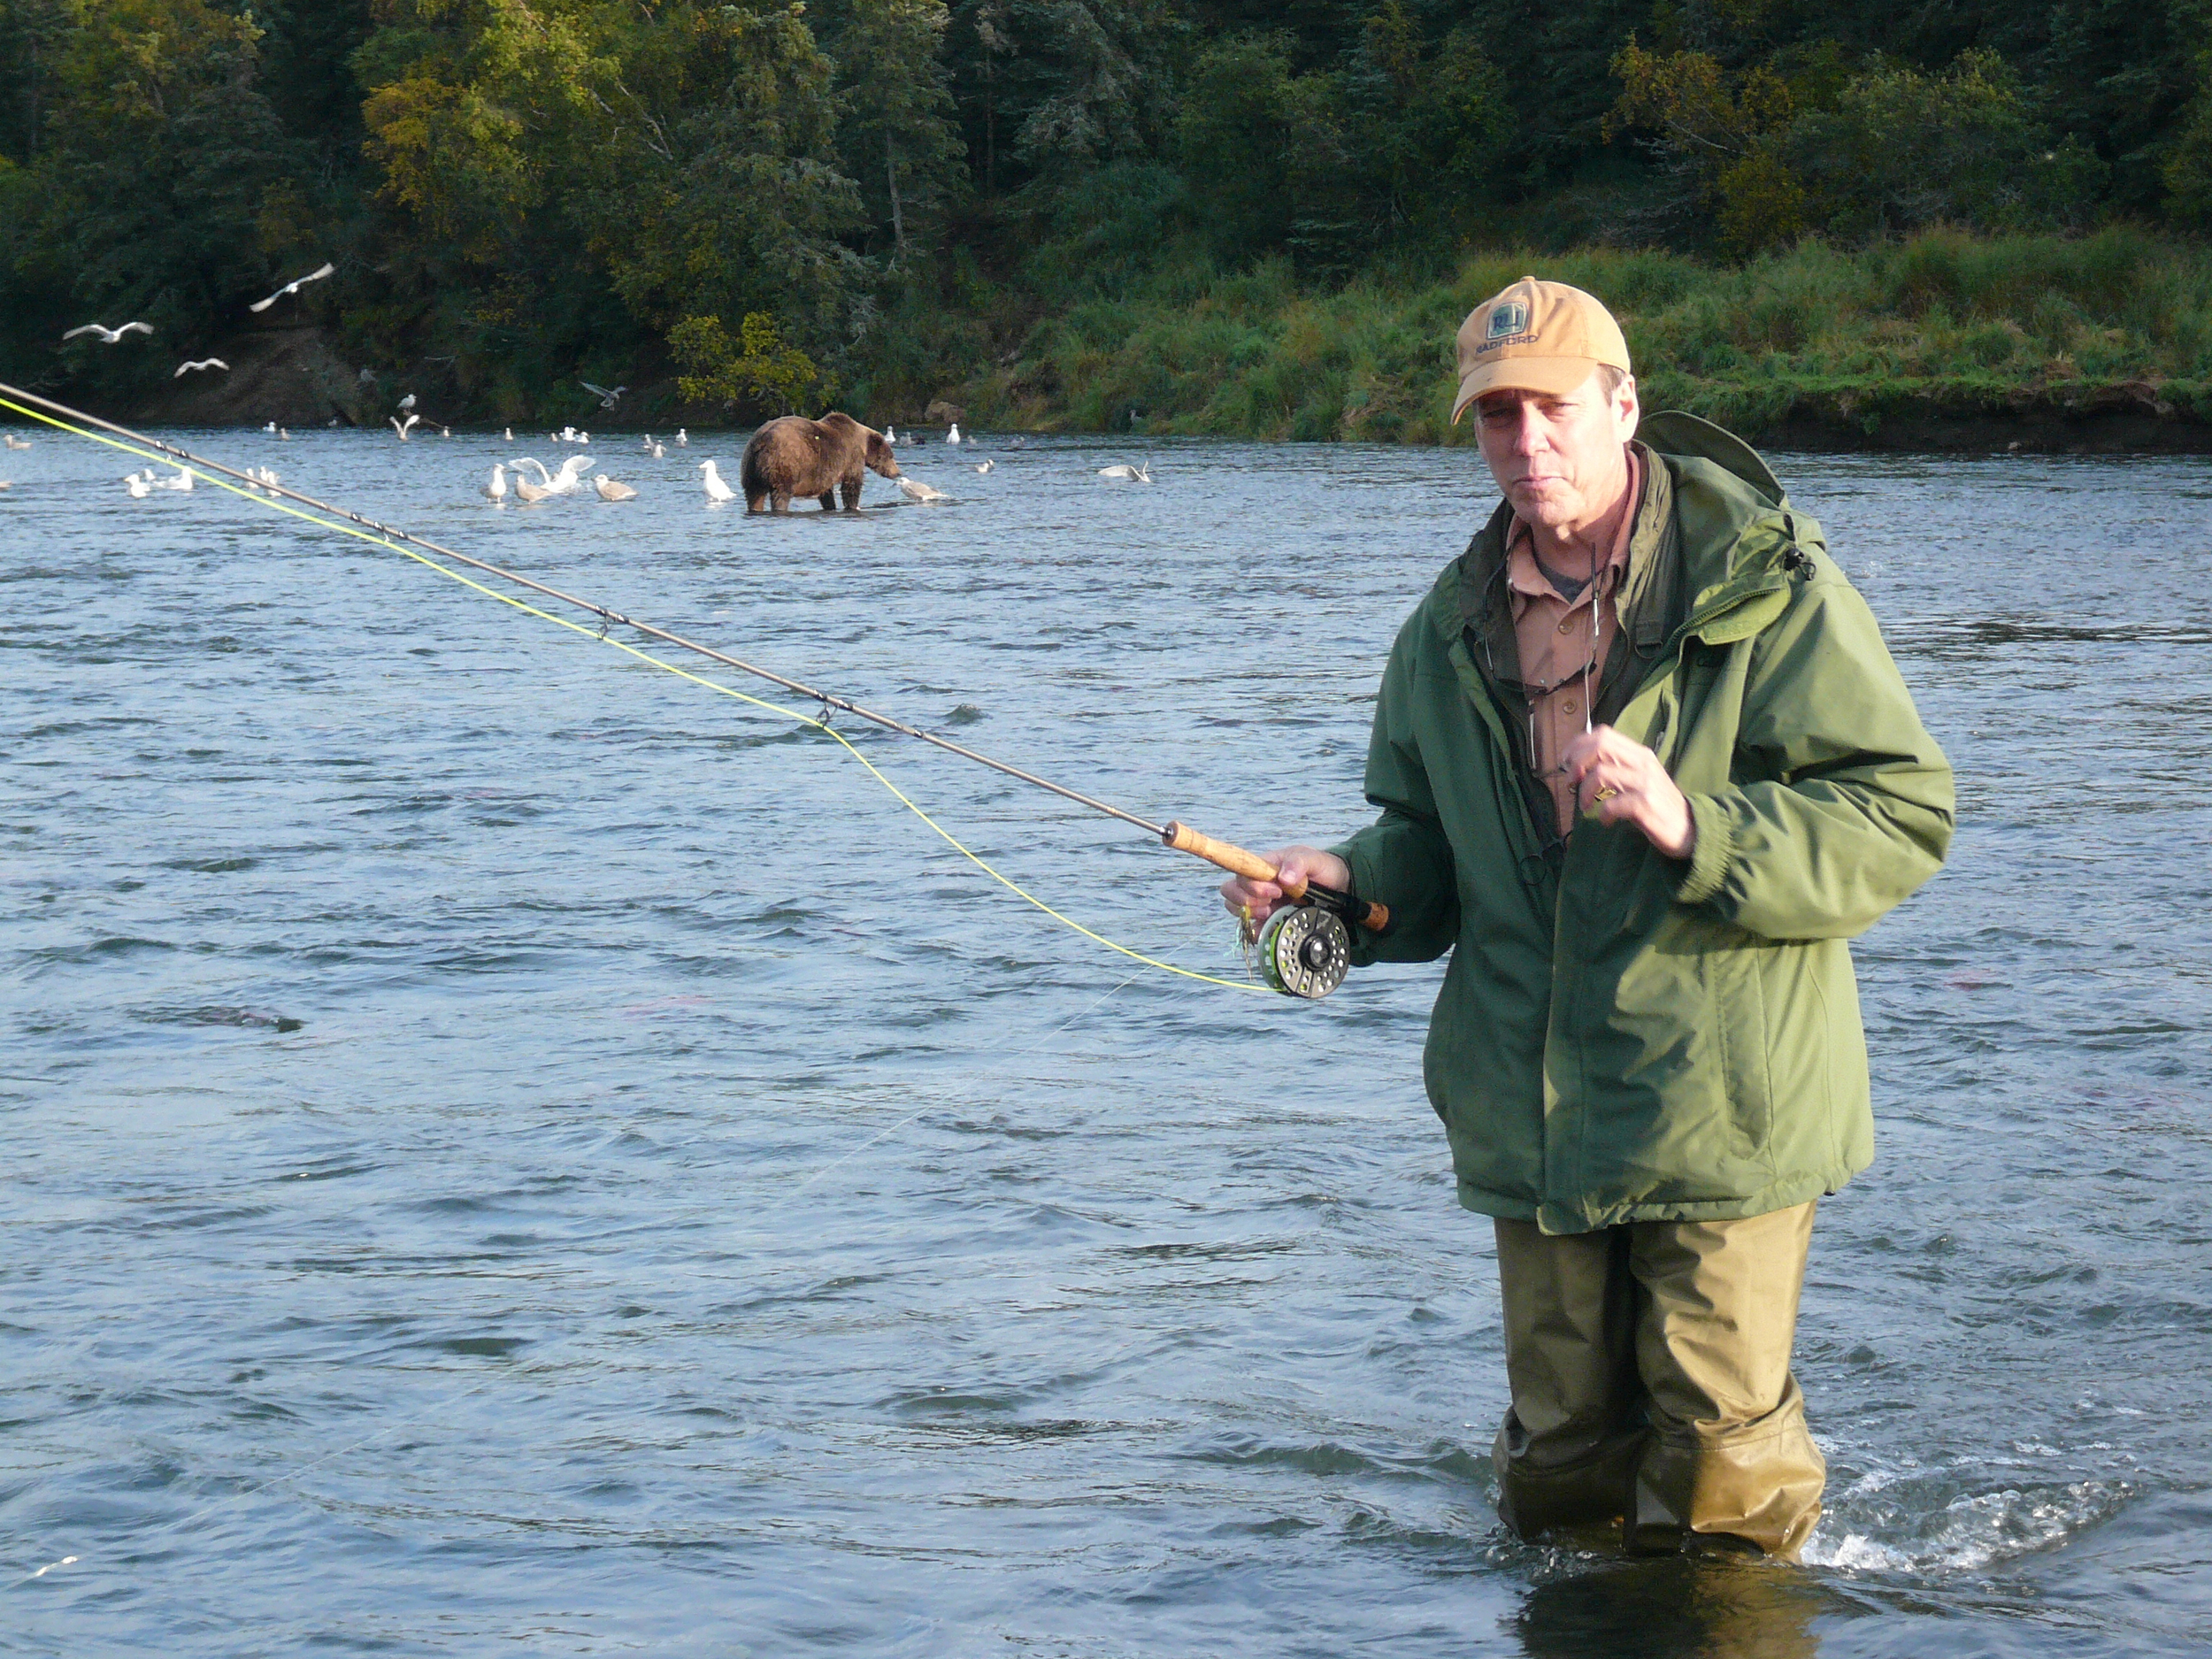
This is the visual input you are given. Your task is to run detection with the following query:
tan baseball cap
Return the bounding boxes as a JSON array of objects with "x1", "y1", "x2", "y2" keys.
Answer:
[{"x1": 1450, "y1": 276, "x2": 1631, "y2": 424}]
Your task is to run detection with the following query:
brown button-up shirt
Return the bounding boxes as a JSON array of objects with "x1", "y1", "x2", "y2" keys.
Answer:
[{"x1": 1506, "y1": 448, "x2": 1640, "y2": 837}]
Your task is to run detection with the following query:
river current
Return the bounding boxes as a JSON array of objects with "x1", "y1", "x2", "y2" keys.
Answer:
[{"x1": 4, "y1": 426, "x2": 2209, "y2": 1655}]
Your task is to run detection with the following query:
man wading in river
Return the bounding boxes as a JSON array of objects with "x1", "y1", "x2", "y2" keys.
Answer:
[{"x1": 1221, "y1": 278, "x2": 1954, "y2": 1558}]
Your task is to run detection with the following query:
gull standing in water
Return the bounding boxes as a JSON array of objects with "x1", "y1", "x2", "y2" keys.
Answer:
[
  {"x1": 947, "y1": 422, "x2": 962, "y2": 444},
  {"x1": 699, "y1": 459, "x2": 736, "y2": 503},
  {"x1": 594, "y1": 475, "x2": 638, "y2": 501},
  {"x1": 249, "y1": 262, "x2": 335, "y2": 312},
  {"x1": 972, "y1": 459, "x2": 994, "y2": 474},
  {"x1": 65, "y1": 321, "x2": 152, "y2": 344},
  {"x1": 675, "y1": 429, "x2": 687, "y2": 446},
  {"x1": 897, "y1": 476, "x2": 949, "y2": 503},
  {"x1": 481, "y1": 464, "x2": 508, "y2": 503},
  {"x1": 4, "y1": 434, "x2": 30, "y2": 450}
]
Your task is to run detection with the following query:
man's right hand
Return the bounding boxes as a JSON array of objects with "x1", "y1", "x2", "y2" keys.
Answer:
[{"x1": 1218, "y1": 846, "x2": 1352, "y2": 927}]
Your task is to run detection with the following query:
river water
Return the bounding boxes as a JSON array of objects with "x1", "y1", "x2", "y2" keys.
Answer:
[{"x1": 3, "y1": 424, "x2": 2208, "y2": 1655}]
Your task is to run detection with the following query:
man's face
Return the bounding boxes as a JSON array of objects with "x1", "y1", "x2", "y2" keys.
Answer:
[{"x1": 1472, "y1": 370, "x2": 1640, "y2": 532}]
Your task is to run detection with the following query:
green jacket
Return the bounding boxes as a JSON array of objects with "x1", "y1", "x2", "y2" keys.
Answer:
[{"x1": 1334, "y1": 413, "x2": 1953, "y2": 1233}]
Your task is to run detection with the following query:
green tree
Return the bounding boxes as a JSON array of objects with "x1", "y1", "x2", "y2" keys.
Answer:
[
  {"x1": 815, "y1": 0, "x2": 966, "y2": 263},
  {"x1": 357, "y1": 0, "x2": 861, "y2": 391}
]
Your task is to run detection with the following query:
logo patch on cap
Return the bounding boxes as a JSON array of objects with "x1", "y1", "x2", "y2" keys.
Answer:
[{"x1": 1486, "y1": 302, "x2": 1529, "y2": 340}]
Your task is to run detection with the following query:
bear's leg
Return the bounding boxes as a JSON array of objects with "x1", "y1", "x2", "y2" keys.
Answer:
[
  {"x1": 746, "y1": 490, "x2": 766, "y2": 512},
  {"x1": 818, "y1": 490, "x2": 837, "y2": 511},
  {"x1": 772, "y1": 488, "x2": 792, "y2": 512},
  {"x1": 841, "y1": 472, "x2": 864, "y2": 510}
]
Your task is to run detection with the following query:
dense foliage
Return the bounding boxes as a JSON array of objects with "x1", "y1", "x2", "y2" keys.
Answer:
[{"x1": 4, "y1": 0, "x2": 2210, "y2": 425}]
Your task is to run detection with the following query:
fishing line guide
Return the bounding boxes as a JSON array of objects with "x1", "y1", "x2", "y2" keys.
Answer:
[{"x1": 1, "y1": 381, "x2": 1387, "y2": 998}]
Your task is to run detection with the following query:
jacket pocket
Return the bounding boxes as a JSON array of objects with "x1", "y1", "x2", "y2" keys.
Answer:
[{"x1": 1702, "y1": 938, "x2": 1778, "y2": 1177}]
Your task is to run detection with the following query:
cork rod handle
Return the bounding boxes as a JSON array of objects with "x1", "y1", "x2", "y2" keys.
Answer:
[{"x1": 1161, "y1": 820, "x2": 1390, "y2": 933}]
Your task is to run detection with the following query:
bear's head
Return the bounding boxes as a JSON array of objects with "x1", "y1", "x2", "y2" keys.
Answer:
[{"x1": 864, "y1": 429, "x2": 900, "y2": 479}]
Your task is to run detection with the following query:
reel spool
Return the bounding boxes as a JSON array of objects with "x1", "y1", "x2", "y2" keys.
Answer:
[{"x1": 1255, "y1": 902, "x2": 1353, "y2": 1000}]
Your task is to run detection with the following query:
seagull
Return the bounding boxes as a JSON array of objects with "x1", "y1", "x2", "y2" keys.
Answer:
[
  {"x1": 398, "y1": 394, "x2": 417, "y2": 411},
  {"x1": 65, "y1": 321, "x2": 153, "y2": 344},
  {"x1": 699, "y1": 459, "x2": 736, "y2": 503},
  {"x1": 675, "y1": 428, "x2": 687, "y2": 446},
  {"x1": 649, "y1": 441, "x2": 665, "y2": 458},
  {"x1": 582, "y1": 380, "x2": 627, "y2": 410},
  {"x1": 513, "y1": 475, "x2": 552, "y2": 503},
  {"x1": 126, "y1": 473, "x2": 151, "y2": 497},
  {"x1": 3, "y1": 435, "x2": 29, "y2": 450},
  {"x1": 594, "y1": 474, "x2": 638, "y2": 501},
  {"x1": 897, "y1": 476, "x2": 949, "y2": 503},
  {"x1": 503, "y1": 427, "x2": 514, "y2": 442},
  {"x1": 440, "y1": 426, "x2": 450, "y2": 438},
  {"x1": 278, "y1": 427, "x2": 290, "y2": 441},
  {"x1": 1098, "y1": 462, "x2": 1152, "y2": 482},
  {"x1": 157, "y1": 466, "x2": 193, "y2": 491},
  {"x1": 248, "y1": 262, "x2": 335, "y2": 312},
  {"x1": 481, "y1": 463, "x2": 507, "y2": 503},
  {"x1": 252, "y1": 466, "x2": 281, "y2": 491},
  {"x1": 66, "y1": 320, "x2": 153, "y2": 345},
  {"x1": 264, "y1": 421, "x2": 277, "y2": 434},
  {"x1": 641, "y1": 434, "x2": 656, "y2": 451},
  {"x1": 947, "y1": 423, "x2": 962, "y2": 444},
  {"x1": 173, "y1": 357, "x2": 229, "y2": 377},
  {"x1": 391, "y1": 412, "x2": 419, "y2": 441},
  {"x1": 509, "y1": 455, "x2": 593, "y2": 495},
  {"x1": 972, "y1": 459, "x2": 994, "y2": 473},
  {"x1": 884, "y1": 425, "x2": 897, "y2": 444}
]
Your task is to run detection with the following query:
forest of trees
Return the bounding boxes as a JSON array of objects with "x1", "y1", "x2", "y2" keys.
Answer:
[{"x1": 4, "y1": 0, "x2": 2210, "y2": 426}]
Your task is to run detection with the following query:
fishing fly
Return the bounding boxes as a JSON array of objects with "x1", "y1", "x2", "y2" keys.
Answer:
[{"x1": 0, "y1": 383, "x2": 1387, "y2": 998}]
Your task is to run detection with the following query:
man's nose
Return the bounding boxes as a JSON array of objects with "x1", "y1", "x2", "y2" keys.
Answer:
[{"x1": 1508, "y1": 405, "x2": 1546, "y2": 456}]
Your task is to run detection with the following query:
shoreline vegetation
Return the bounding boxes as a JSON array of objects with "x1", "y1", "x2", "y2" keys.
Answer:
[
  {"x1": 934, "y1": 228, "x2": 2212, "y2": 452},
  {"x1": 86, "y1": 227, "x2": 2212, "y2": 453}
]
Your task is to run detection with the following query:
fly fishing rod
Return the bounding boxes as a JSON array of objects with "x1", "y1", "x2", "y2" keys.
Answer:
[{"x1": 2, "y1": 381, "x2": 1386, "y2": 998}]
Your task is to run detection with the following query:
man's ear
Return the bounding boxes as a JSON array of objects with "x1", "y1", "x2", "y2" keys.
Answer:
[{"x1": 1616, "y1": 376, "x2": 1640, "y2": 445}]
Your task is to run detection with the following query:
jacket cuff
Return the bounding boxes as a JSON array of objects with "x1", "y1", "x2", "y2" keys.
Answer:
[{"x1": 1675, "y1": 793, "x2": 1733, "y2": 906}]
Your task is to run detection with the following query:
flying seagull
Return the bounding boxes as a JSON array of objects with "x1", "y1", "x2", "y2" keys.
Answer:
[
  {"x1": 391, "y1": 412, "x2": 419, "y2": 441},
  {"x1": 173, "y1": 357, "x2": 229, "y2": 377},
  {"x1": 1098, "y1": 462, "x2": 1152, "y2": 482},
  {"x1": 64, "y1": 321, "x2": 153, "y2": 344},
  {"x1": 248, "y1": 262, "x2": 336, "y2": 313},
  {"x1": 581, "y1": 380, "x2": 627, "y2": 410}
]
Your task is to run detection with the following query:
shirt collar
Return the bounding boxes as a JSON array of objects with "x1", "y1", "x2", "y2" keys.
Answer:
[{"x1": 1503, "y1": 446, "x2": 1641, "y2": 607}]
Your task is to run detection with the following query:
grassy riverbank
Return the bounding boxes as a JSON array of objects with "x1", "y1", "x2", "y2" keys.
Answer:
[{"x1": 906, "y1": 227, "x2": 2212, "y2": 450}]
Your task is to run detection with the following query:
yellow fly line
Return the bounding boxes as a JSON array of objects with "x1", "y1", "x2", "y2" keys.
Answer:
[{"x1": 4, "y1": 394, "x2": 1267, "y2": 995}]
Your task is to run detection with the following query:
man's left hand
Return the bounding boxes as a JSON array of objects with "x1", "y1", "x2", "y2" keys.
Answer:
[{"x1": 1560, "y1": 725, "x2": 1695, "y2": 859}]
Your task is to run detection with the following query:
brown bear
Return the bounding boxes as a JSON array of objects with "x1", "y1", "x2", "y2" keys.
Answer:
[{"x1": 740, "y1": 411, "x2": 901, "y2": 512}]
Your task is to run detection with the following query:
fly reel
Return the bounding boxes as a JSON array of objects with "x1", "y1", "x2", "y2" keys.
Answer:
[{"x1": 1251, "y1": 902, "x2": 1353, "y2": 1000}]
